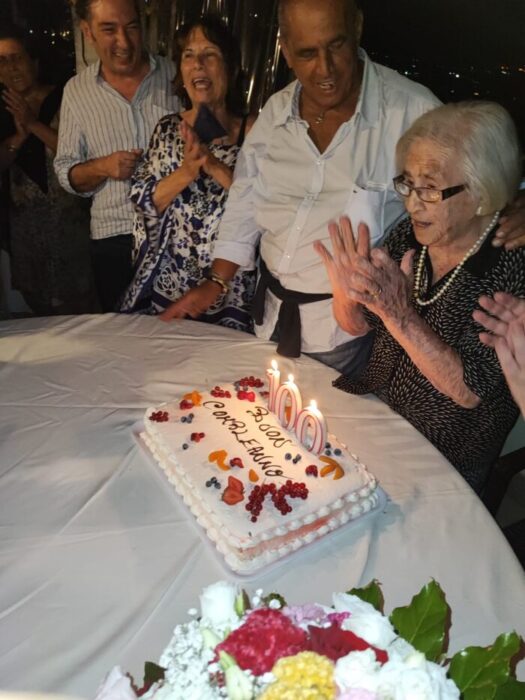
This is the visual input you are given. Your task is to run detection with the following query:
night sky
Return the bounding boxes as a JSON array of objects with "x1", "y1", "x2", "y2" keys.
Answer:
[{"x1": 362, "y1": 0, "x2": 524, "y2": 67}]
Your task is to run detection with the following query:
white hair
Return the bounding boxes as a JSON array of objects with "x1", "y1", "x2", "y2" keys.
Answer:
[{"x1": 396, "y1": 101, "x2": 522, "y2": 214}]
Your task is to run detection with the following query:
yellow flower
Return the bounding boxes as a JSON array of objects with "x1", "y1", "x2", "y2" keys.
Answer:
[{"x1": 260, "y1": 651, "x2": 335, "y2": 700}]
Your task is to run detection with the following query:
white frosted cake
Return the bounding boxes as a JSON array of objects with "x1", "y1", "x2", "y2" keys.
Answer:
[{"x1": 141, "y1": 376, "x2": 382, "y2": 573}]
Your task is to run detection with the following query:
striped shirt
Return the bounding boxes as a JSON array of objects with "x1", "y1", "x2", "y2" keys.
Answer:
[{"x1": 54, "y1": 54, "x2": 179, "y2": 240}]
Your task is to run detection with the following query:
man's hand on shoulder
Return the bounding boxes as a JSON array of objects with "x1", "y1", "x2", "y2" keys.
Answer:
[{"x1": 492, "y1": 190, "x2": 525, "y2": 250}]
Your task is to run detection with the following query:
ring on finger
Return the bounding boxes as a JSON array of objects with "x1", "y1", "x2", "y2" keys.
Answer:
[{"x1": 370, "y1": 286, "x2": 382, "y2": 299}]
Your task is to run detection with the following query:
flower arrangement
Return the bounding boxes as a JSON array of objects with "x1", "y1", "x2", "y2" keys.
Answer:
[{"x1": 96, "y1": 580, "x2": 523, "y2": 700}]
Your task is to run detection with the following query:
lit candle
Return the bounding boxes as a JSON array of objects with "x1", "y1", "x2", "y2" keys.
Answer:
[
  {"x1": 295, "y1": 400, "x2": 328, "y2": 455},
  {"x1": 266, "y1": 359, "x2": 280, "y2": 412},
  {"x1": 275, "y1": 374, "x2": 302, "y2": 430}
]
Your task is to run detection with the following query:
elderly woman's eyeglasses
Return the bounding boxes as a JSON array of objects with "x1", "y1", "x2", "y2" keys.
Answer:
[{"x1": 393, "y1": 175, "x2": 466, "y2": 203}]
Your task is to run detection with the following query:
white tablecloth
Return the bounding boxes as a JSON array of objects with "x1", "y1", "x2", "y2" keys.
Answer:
[{"x1": 0, "y1": 314, "x2": 523, "y2": 694}]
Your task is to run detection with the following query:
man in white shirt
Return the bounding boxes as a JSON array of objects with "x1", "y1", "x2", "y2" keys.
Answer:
[
  {"x1": 54, "y1": 0, "x2": 179, "y2": 311},
  {"x1": 160, "y1": 0, "x2": 440, "y2": 374}
]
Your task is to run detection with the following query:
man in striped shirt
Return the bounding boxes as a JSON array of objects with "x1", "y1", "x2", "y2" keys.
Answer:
[{"x1": 54, "y1": 0, "x2": 180, "y2": 311}]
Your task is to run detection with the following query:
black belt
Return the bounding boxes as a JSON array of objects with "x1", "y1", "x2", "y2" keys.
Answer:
[{"x1": 252, "y1": 258, "x2": 332, "y2": 358}]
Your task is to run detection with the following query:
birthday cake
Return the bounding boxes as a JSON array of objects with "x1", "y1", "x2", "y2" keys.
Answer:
[{"x1": 140, "y1": 374, "x2": 382, "y2": 574}]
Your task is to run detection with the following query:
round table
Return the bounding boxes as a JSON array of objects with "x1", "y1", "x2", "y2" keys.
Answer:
[{"x1": 0, "y1": 314, "x2": 523, "y2": 694}]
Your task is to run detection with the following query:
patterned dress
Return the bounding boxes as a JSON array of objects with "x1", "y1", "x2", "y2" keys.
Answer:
[
  {"x1": 334, "y1": 217, "x2": 525, "y2": 493},
  {"x1": 120, "y1": 113, "x2": 255, "y2": 332}
]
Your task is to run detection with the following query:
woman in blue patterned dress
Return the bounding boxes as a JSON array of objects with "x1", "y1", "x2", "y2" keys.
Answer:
[{"x1": 120, "y1": 17, "x2": 255, "y2": 331}]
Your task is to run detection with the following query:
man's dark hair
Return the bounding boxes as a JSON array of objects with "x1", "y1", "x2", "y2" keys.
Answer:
[
  {"x1": 172, "y1": 15, "x2": 246, "y2": 117},
  {"x1": 0, "y1": 23, "x2": 38, "y2": 59},
  {"x1": 75, "y1": 0, "x2": 141, "y2": 22}
]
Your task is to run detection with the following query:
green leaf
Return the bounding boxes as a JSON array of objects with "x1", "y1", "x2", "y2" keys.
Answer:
[
  {"x1": 143, "y1": 661, "x2": 165, "y2": 687},
  {"x1": 494, "y1": 678, "x2": 525, "y2": 700},
  {"x1": 389, "y1": 580, "x2": 449, "y2": 662},
  {"x1": 448, "y1": 632, "x2": 522, "y2": 700},
  {"x1": 346, "y1": 580, "x2": 384, "y2": 613}
]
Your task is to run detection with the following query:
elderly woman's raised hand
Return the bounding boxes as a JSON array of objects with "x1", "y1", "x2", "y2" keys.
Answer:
[
  {"x1": 314, "y1": 217, "x2": 379, "y2": 335},
  {"x1": 314, "y1": 216, "x2": 416, "y2": 334},
  {"x1": 474, "y1": 292, "x2": 525, "y2": 414},
  {"x1": 367, "y1": 246, "x2": 416, "y2": 326}
]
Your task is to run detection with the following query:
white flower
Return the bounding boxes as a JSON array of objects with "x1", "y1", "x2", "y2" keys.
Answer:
[
  {"x1": 332, "y1": 593, "x2": 397, "y2": 649},
  {"x1": 94, "y1": 667, "x2": 137, "y2": 700},
  {"x1": 335, "y1": 650, "x2": 381, "y2": 693},
  {"x1": 376, "y1": 652, "x2": 460, "y2": 700},
  {"x1": 200, "y1": 581, "x2": 240, "y2": 630},
  {"x1": 386, "y1": 636, "x2": 416, "y2": 662},
  {"x1": 151, "y1": 683, "x2": 178, "y2": 700}
]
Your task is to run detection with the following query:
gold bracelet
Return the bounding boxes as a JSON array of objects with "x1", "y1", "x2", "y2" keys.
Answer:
[
  {"x1": 7, "y1": 144, "x2": 19, "y2": 153},
  {"x1": 206, "y1": 272, "x2": 230, "y2": 294}
]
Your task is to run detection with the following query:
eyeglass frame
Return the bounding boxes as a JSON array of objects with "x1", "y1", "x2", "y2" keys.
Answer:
[{"x1": 393, "y1": 175, "x2": 466, "y2": 203}]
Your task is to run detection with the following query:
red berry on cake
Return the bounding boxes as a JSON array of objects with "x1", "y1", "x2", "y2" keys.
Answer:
[{"x1": 305, "y1": 465, "x2": 318, "y2": 477}]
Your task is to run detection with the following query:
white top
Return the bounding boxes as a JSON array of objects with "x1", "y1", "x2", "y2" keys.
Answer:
[
  {"x1": 0, "y1": 315, "x2": 523, "y2": 694},
  {"x1": 214, "y1": 50, "x2": 441, "y2": 353},
  {"x1": 54, "y1": 55, "x2": 179, "y2": 240}
]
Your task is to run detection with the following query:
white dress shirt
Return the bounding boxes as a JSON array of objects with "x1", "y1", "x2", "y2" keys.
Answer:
[
  {"x1": 54, "y1": 55, "x2": 179, "y2": 240},
  {"x1": 214, "y1": 50, "x2": 441, "y2": 353}
]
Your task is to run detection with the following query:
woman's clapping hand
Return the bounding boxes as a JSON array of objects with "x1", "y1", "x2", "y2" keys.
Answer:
[
  {"x1": 179, "y1": 119, "x2": 208, "y2": 180},
  {"x1": 474, "y1": 292, "x2": 525, "y2": 414},
  {"x1": 2, "y1": 87, "x2": 37, "y2": 130}
]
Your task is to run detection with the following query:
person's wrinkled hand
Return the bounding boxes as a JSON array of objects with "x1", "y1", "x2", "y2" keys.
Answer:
[
  {"x1": 492, "y1": 192, "x2": 525, "y2": 250},
  {"x1": 366, "y1": 246, "x2": 416, "y2": 325},
  {"x1": 103, "y1": 149, "x2": 143, "y2": 180},
  {"x1": 2, "y1": 87, "x2": 37, "y2": 129},
  {"x1": 314, "y1": 217, "x2": 380, "y2": 303},
  {"x1": 474, "y1": 291, "x2": 525, "y2": 414},
  {"x1": 159, "y1": 281, "x2": 222, "y2": 322}
]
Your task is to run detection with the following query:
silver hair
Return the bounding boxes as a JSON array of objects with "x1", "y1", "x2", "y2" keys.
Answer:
[{"x1": 396, "y1": 101, "x2": 522, "y2": 214}]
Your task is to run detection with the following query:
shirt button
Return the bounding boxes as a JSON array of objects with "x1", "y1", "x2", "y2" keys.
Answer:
[{"x1": 316, "y1": 159, "x2": 321, "y2": 165}]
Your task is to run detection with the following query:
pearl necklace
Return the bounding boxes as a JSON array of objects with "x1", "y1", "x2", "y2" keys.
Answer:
[{"x1": 413, "y1": 211, "x2": 500, "y2": 307}]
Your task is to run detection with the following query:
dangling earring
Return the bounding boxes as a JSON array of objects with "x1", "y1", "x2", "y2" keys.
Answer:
[{"x1": 476, "y1": 205, "x2": 484, "y2": 216}]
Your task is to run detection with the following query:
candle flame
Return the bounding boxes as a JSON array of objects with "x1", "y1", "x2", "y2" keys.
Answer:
[
  {"x1": 287, "y1": 374, "x2": 294, "y2": 383},
  {"x1": 271, "y1": 359, "x2": 278, "y2": 371},
  {"x1": 310, "y1": 400, "x2": 318, "y2": 410}
]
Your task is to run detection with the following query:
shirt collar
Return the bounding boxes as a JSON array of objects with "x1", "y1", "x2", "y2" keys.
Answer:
[
  {"x1": 273, "y1": 48, "x2": 379, "y2": 129},
  {"x1": 93, "y1": 52, "x2": 156, "y2": 85}
]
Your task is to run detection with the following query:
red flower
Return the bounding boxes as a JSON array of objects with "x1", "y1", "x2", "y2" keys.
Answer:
[
  {"x1": 216, "y1": 609, "x2": 309, "y2": 675},
  {"x1": 307, "y1": 622, "x2": 388, "y2": 664}
]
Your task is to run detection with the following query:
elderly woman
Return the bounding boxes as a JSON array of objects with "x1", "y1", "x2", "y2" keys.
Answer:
[
  {"x1": 120, "y1": 16, "x2": 255, "y2": 330},
  {"x1": 315, "y1": 101, "x2": 524, "y2": 492}
]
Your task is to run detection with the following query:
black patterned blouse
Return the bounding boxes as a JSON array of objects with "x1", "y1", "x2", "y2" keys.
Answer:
[{"x1": 334, "y1": 217, "x2": 525, "y2": 492}]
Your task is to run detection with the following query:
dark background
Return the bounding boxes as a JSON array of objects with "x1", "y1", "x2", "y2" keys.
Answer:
[{"x1": 1, "y1": 0, "x2": 523, "y2": 146}]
